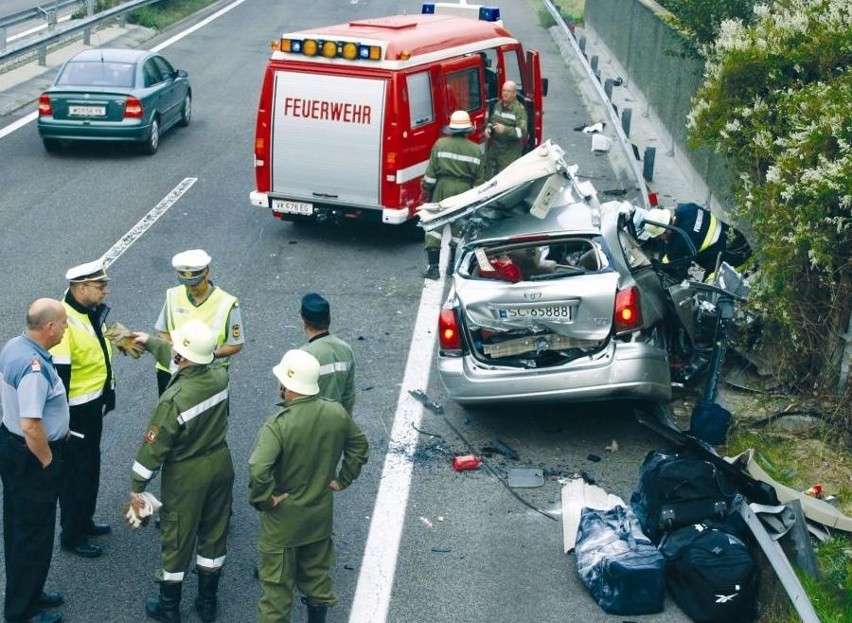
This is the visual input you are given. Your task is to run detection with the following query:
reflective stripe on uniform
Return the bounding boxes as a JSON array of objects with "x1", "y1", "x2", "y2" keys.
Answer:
[
  {"x1": 319, "y1": 361, "x2": 350, "y2": 376},
  {"x1": 68, "y1": 388, "x2": 104, "y2": 406},
  {"x1": 435, "y1": 151, "x2": 482, "y2": 165},
  {"x1": 133, "y1": 461, "x2": 156, "y2": 481},
  {"x1": 176, "y1": 388, "x2": 229, "y2": 427},
  {"x1": 197, "y1": 554, "x2": 226, "y2": 569},
  {"x1": 66, "y1": 315, "x2": 96, "y2": 336},
  {"x1": 161, "y1": 570, "x2": 185, "y2": 582},
  {"x1": 699, "y1": 213, "x2": 722, "y2": 252}
]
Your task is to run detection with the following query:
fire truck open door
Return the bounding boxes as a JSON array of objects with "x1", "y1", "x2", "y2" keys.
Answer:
[
  {"x1": 439, "y1": 55, "x2": 489, "y2": 141},
  {"x1": 524, "y1": 49, "x2": 546, "y2": 151}
]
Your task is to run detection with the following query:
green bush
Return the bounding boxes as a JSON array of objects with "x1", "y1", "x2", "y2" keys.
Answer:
[{"x1": 688, "y1": 0, "x2": 852, "y2": 397}]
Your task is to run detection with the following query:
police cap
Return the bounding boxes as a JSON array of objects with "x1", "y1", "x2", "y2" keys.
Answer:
[{"x1": 66, "y1": 259, "x2": 110, "y2": 283}]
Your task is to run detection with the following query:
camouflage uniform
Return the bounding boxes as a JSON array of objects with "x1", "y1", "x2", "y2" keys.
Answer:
[{"x1": 484, "y1": 98, "x2": 527, "y2": 178}]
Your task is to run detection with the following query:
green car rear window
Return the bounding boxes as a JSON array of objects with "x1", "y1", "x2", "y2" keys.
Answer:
[{"x1": 57, "y1": 61, "x2": 135, "y2": 88}]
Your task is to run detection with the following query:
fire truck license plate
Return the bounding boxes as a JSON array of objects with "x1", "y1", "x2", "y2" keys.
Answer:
[
  {"x1": 272, "y1": 200, "x2": 313, "y2": 215},
  {"x1": 498, "y1": 306, "x2": 573, "y2": 321},
  {"x1": 69, "y1": 105, "x2": 106, "y2": 117}
]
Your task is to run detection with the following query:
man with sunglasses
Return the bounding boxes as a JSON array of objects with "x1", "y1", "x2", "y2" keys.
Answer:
[
  {"x1": 51, "y1": 259, "x2": 115, "y2": 559},
  {"x1": 154, "y1": 249, "x2": 245, "y2": 396}
]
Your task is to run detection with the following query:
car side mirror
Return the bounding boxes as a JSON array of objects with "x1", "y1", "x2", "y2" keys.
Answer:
[{"x1": 175, "y1": 69, "x2": 188, "y2": 79}]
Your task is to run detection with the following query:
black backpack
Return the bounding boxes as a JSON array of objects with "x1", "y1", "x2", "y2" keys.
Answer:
[
  {"x1": 660, "y1": 524, "x2": 757, "y2": 623},
  {"x1": 630, "y1": 449, "x2": 737, "y2": 543}
]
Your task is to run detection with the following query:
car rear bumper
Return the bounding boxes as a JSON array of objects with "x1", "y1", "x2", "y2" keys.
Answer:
[
  {"x1": 437, "y1": 340, "x2": 671, "y2": 405},
  {"x1": 37, "y1": 119, "x2": 150, "y2": 142}
]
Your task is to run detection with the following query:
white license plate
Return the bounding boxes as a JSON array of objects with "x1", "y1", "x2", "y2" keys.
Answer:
[
  {"x1": 272, "y1": 200, "x2": 313, "y2": 216},
  {"x1": 68, "y1": 105, "x2": 106, "y2": 117},
  {"x1": 498, "y1": 305, "x2": 573, "y2": 321}
]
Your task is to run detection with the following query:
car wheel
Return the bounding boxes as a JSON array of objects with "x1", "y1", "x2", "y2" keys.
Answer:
[
  {"x1": 142, "y1": 117, "x2": 160, "y2": 155},
  {"x1": 42, "y1": 138, "x2": 61, "y2": 153},
  {"x1": 178, "y1": 93, "x2": 192, "y2": 127}
]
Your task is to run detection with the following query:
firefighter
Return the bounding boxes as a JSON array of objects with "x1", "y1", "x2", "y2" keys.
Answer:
[
  {"x1": 52, "y1": 259, "x2": 116, "y2": 559},
  {"x1": 421, "y1": 110, "x2": 485, "y2": 279},
  {"x1": 154, "y1": 249, "x2": 245, "y2": 396},
  {"x1": 128, "y1": 321, "x2": 234, "y2": 623},
  {"x1": 300, "y1": 293, "x2": 356, "y2": 414},
  {"x1": 483, "y1": 80, "x2": 528, "y2": 178},
  {"x1": 249, "y1": 349, "x2": 369, "y2": 623},
  {"x1": 641, "y1": 203, "x2": 753, "y2": 280}
]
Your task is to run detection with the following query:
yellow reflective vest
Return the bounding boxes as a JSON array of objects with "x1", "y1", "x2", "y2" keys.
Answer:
[
  {"x1": 156, "y1": 286, "x2": 238, "y2": 372},
  {"x1": 51, "y1": 300, "x2": 113, "y2": 407}
]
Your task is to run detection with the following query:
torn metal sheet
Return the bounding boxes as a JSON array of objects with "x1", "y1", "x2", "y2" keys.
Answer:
[
  {"x1": 727, "y1": 449, "x2": 852, "y2": 533},
  {"x1": 507, "y1": 468, "x2": 543, "y2": 488},
  {"x1": 560, "y1": 478, "x2": 625, "y2": 553}
]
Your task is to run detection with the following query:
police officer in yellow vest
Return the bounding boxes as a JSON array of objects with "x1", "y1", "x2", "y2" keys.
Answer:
[
  {"x1": 154, "y1": 250, "x2": 244, "y2": 395},
  {"x1": 483, "y1": 81, "x2": 528, "y2": 179},
  {"x1": 51, "y1": 259, "x2": 115, "y2": 559},
  {"x1": 641, "y1": 203, "x2": 753, "y2": 281},
  {"x1": 249, "y1": 350, "x2": 369, "y2": 623},
  {"x1": 300, "y1": 293, "x2": 356, "y2": 414},
  {"x1": 129, "y1": 321, "x2": 234, "y2": 623}
]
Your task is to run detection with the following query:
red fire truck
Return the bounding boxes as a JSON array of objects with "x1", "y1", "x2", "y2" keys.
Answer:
[{"x1": 250, "y1": 2, "x2": 547, "y2": 227}]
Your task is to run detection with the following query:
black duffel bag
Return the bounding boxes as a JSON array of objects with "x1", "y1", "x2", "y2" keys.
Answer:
[
  {"x1": 575, "y1": 505, "x2": 666, "y2": 615},
  {"x1": 630, "y1": 448, "x2": 737, "y2": 543},
  {"x1": 660, "y1": 523, "x2": 757, "y2": 623}
]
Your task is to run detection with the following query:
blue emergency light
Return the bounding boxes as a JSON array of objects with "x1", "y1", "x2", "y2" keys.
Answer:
[
  {"x1": 422, "y1": 3, "x2": 435, "y2": 14},
  {"x1": 479, "y1": 6, "x2": 501, "y2": 21}
]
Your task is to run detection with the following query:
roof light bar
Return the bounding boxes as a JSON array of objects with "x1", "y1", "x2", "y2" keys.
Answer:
[{"x1": 274, "y1": 37, "x2": 382, "y2": 61}]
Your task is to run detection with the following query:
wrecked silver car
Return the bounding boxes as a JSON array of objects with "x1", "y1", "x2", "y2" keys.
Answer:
[{"x1": 423, "y1": 142, "x2": 673, "y2": 405}]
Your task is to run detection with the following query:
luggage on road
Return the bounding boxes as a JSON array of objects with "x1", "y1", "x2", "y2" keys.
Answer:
[{"x1": 574, "y1": 505, "x2": 666, "y2": 615}]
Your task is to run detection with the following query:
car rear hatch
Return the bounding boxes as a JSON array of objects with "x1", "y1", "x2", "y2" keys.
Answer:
[
  {"x1": 455, "y1": 235, "x2": 619, "y2": 367},
  {"x1": 47, "y1": 89, "x2": 130, "y2": 123}
]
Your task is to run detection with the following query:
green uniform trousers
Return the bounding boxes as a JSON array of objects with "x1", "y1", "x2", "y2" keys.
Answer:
[
  {"x1": 158, "y1": 445, "x2": 234, "y2": 580},
  {"x1": 256, "y1": 537, "x2": 337, "y2": 622}
]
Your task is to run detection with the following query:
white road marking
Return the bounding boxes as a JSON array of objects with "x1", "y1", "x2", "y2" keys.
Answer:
[
  {"x1": 0, "y1": 0, "x2": 247, "y2": 139},
  {"x1": 348, "y1": 276, "x2": 446, "y2": 623},
  {"x1": 100, "y1": 177, "x2": 197, "y2": 268}
]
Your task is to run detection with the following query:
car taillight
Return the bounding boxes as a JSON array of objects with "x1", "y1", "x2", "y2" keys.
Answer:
[
  {"x1": 614, "y1": 286, "x2": 643, "y2": 333},
  {"x1": 124, "y1": 97, "x2": 143, "y2": 118},
  {"x1": 38, "y1": 94, "x2": 52, "y2": 116},
  {"x1": 438, "y1": 309, "x2": 462, "y2": 351}
]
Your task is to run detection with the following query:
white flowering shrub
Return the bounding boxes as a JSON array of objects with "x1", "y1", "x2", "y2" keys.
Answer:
[{"x1": 688, "y1": 0, "x2": 851, "y2": 391}]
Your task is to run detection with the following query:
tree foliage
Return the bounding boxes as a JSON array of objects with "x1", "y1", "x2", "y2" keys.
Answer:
[
  {"x1": 656, "y1": 0, "x2": 759, "y2": 47},
  {"x1": 688, "y1": 0, "x2": 852, "y2": 392}
]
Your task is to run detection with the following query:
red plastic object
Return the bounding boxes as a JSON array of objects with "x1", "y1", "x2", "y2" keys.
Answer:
[
  {"x1": 451, "y1": 454, "x2": 481, "y2": 471},
  {"x1": 648, "y1": 192, "x2": 659, "y2": 206}
]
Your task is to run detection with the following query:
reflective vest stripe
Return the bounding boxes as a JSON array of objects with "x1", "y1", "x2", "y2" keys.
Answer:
[
  {"x1": 699, "y1": 213, "x2": 722, "y2": 252},
  {"x1": 197, "y1": 554, "x2": 226, "y2": 569},
  {"x1": 319, "y1": 361, "x2": 350, "y2": 375},
  {"x1": 133, "y1": 461, "x2": 156, "y2": 481},
  {"x1": 67, "y1": 315, "x2": 95, "y2": 336},
  {"x1": 69, "y1": 388, "x2": 104, "y2": 406},
  {"x1": 176, "y1": 388, "x2": 229, "y2": 427},
  {"x1": 161, "y1": 570, "x2": 185, "y2": 582},
  {"x1": 434, "y1": 151, "x2": 482, "y2": 165}
]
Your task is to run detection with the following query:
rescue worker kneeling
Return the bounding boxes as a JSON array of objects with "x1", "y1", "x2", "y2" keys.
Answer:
[
  {"x1": 249, "y1": 349, "x2": 369, "y2": 623},
  {"x1": 126, "y1": 321, "x2": 234, "y2": 623}
]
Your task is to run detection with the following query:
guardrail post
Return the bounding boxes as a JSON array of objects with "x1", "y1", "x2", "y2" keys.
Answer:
[
  {"x1": 590, "y1": 55, "x2": 598, "y2": 72},
  {"x1": 84, "y1": 0, "x2": 94, "y2": 42},
  {"x1": 579, "y1": 36, "x2": 586, "y2": 54},
  {"x1": 621, "y1": 108, "x2": 632, "y2": 137},
  {"x1": 87, "y1": 0, "x2": 95, "y2": 16},
  {"x1": 38, "y1": 45, "x2": 47, "y2": 65},
  {"x1": 643, "y1": 147, "x2": 656, "y2": 182},
  {"x1": 604, "y1": 78, "x2": 613, "y2": 101}
]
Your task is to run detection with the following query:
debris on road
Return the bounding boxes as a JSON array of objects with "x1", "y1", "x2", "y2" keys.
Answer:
[
  {"x1": 507, "y1": 468, "x2": 544, "y2": 489},
  {"x1": 451, "y1": 454, "x2": 481, "y2": 472}
]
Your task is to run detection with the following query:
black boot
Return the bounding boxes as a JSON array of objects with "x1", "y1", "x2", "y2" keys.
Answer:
[
  {"x1": 306, "y1": 602, "x2": 328, "y2": 623},
  {"x1": 145, "y1": 581, "x2": 182, "y2": 622},
  {"x1": 194, "y1": 570, "x2": 221, "y2": 622},
  {"x1": 446, "y1": 246, "x2": 457, "y2": 276},
  {"x1": 424, "y1": 248, "x2": 440, "y2": 280}
]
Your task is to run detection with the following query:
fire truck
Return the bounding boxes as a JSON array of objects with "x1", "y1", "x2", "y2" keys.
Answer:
[{"x1": 250, "y1": 2, "x2": 547, "y2": 227}]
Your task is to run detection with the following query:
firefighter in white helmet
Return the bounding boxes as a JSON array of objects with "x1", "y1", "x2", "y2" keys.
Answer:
[{"x1": 128, "y1": 320, "x2": 235, "y2": 623}]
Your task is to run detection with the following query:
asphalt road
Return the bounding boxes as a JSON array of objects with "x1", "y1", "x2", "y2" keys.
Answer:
[{"x1": 0, "y1": 1, "x2": 691, "y2": 621}]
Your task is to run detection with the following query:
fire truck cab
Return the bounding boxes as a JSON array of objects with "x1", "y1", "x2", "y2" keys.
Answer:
[{"x1": 250, "y1": 2, "x2": 547, "y2": 226}]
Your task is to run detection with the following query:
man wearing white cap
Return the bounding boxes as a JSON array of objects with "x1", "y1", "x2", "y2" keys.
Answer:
[
  {"x1": 421, "y1": 110, "x2": 484, "y2": 279},
  {"x1": 51, "y1": 259, "x2": 115, "y2": 559},
  {"x1": 639, "y1": 203, "x2": 752, "y2": 280},
  {"x1": 249, "y1": 349, "x2": 369, "y2": 623},
  {"x1": 154, "y1": 249, "x2": 244, "y2": 395},
  {"x1": 128, "y1": 321, "x2": 234, "y2": 623}
]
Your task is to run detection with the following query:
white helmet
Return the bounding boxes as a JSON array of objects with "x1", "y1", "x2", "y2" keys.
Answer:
[
  {"x1": 272, "y1": 349, "x2": 320, "y2": 396},
  {"x1": 172, "y1": 320, "x2": 216, "y2": 365},
  {"x1": 642, "y1": 208, "x2": 673, "y2": 238},
  {"x1": 445, "y1": 110, "x2": 474, "y2": 134}
]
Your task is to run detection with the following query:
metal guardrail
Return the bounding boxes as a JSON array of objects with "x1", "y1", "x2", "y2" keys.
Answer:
[
  {"x1": 0, "y1": 0, "x2": 83, "y2": 30},
  {"x1": 0, "y1": 0, "x2": 162, "y2": 66},
  {"x1": 541, "y1": 0, "x2": 652, "y2": 211}
]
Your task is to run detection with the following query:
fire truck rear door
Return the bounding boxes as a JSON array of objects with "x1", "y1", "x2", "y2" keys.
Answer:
[{"x1": 270, "y1": 70, "x2": 387, "y2": 206}]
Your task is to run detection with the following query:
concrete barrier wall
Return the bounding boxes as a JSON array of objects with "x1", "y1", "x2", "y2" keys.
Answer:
[{"x1": 584, "y1": 0, "x2": 734, "y2": 208}]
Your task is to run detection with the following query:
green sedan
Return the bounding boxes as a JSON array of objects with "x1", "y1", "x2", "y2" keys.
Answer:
[{"x1": 37, "y1": 48, "x2": 191, "y2": 155}]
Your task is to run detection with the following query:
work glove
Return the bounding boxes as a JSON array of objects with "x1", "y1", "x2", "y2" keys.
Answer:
[
  {"x1": 104, "y1": 322, "x2": 145, "y2": 358},
  {"x1": 123, "y1": 492, "x2": 162, "y2": 530}
]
